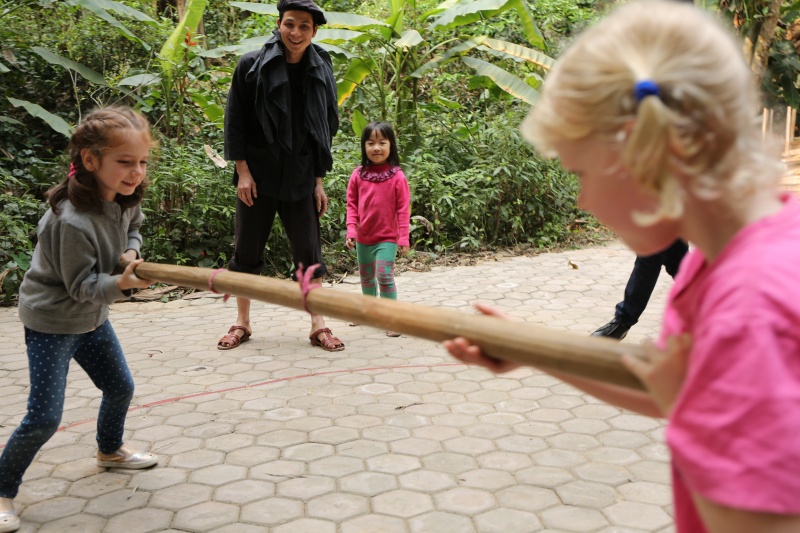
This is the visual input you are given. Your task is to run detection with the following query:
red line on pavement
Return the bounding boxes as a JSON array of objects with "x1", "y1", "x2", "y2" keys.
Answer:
[{"x1": 0, "y1": 362, "x2": 467, "y2": 445}]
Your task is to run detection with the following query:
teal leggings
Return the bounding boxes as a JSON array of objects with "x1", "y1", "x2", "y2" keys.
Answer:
[{"x1": 356, "y1": 242, "x2": 398, "y2": 299}]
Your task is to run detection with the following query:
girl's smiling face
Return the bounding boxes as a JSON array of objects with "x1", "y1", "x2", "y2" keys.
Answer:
[
  {"x1": 365, "y1": 130, "x2": 391, "y2": 166},
  {"x1": 553, "y1": 137, "x2": 681, "y2": 256},
  {"x1": 82, "y1": 130, "x2": 150, "y2": 202}
]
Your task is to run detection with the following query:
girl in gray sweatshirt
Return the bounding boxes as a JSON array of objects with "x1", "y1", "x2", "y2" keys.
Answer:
[{"x1": 0, "y1": 107, "x2": 159, "y2": 533}]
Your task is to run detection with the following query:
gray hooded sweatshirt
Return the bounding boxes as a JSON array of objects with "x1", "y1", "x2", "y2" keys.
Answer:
[{"x1": 18, "y1": 199, "x2": 143, "y2": 334}]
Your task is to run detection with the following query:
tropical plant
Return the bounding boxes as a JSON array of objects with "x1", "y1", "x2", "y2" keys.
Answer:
[{"x1": 225, "y1": 0, "x2": 554, "y2": 156}]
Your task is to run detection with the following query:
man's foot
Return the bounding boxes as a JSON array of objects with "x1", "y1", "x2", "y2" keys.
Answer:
[
  {"x1": 310, "y1": 328, "x2": 345, "y2": 351},
  {"x1": 217, "y1": 325, "x2": 251, "y2": 350},
  {"x1": 591, "y1": 317, "x2": 633, "y2": 340},
  {"x1": 0, "y1": 498, "x2": 19, "y2": 533},
  {"x1": 97, "y1": 445, "x2": 159, "y2": 469}
]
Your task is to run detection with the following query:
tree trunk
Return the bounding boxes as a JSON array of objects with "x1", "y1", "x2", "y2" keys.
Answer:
[{"x1": 745, "y1": 0, "x2": 782, "y2": 84}]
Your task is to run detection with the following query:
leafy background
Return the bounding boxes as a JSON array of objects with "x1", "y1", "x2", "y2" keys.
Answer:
[{"x1": 1, "y1": 0, "x2": 797, "y2": 304}]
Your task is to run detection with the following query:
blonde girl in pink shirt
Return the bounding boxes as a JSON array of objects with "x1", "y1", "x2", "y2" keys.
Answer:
[
  {"x1": 444, "y1": 1, "x2": 800, "y2": 532},
  {"x1": 346, "y1": 122, "x2": 411, "y2": 337}
]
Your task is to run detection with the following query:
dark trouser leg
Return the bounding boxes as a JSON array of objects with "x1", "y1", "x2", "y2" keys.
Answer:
[
  {"x1": 278, "y1": 195, "x2": 328, "y2": 279},
  {"x1": 614, "y1": 250, "x2": 669, "y2": 325},
  {"x1": 228, "y1": 195, "x2": 278, "y2": 275},
  {"x1": 0, "y1": 328, "x2": 79, "y2": 498},
  {"x1": 73, "y1": 321, "x2": 135, "y2": 454},
  {"x1": 663, "y1": 239, "x2": 689, "y2": 279}
]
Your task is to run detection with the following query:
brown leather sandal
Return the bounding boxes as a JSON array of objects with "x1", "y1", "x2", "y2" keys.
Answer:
[
  {"x1": 309, "y1": 328, "x2": 345, "y2": 352},
  {"x1": 217, "y1": 325, "x2": 251, "y2": 350}
]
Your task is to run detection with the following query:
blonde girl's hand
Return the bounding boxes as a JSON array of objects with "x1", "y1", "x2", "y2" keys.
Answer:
[
  {"x1": 622, "y1": 334, "x2": 692, "y2": 417},
  {"x1": 443, "y1": 302, "x2": 523, "y2": 374},
  {"x1": 346, "y1": 238, "x2": 355, "y2": 250},
  {"x1": 398, "y1": 245, "x2": 410, "y2": 256},
  {"x1": 116, "y1": 258, "x2": 152, "y2": 291}
]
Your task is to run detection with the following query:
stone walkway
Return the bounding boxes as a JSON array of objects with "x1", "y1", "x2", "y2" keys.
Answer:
[{"x1": 0, "y1": 241, "x2": 676, "y2": 533}]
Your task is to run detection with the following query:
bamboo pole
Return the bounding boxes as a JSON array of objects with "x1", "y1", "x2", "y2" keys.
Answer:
[{"x1": 128, "y1": 262, "x2": 647, "y2": 391}]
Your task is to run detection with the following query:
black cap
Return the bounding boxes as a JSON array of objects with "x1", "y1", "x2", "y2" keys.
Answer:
[{"x1": 277, "y1": 0, "x2": 326, "y2": 25}]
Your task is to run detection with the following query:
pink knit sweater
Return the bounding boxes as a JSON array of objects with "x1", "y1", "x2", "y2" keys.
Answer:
[{"x1": 346, "y1": 164, "x2": 410, "y2": 247}]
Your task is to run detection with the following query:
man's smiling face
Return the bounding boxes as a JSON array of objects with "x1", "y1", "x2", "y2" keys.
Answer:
[{"x1": 278, "y1": 10, "x2": 317, "y2": 63}]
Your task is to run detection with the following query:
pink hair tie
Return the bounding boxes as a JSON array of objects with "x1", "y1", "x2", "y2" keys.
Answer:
[
  {"x1": 296, "y1": 263, "x2": 321, "y2": 313},
  {"x1": 208, "y1": 268, "x2": 230, "y2": 302},
  {"x1": 68, "y1": 163, "x2": 77, "y2": 179}
]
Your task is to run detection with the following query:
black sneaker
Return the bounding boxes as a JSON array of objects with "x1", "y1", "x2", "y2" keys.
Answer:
[{"x1": 591, "y1": 317, "x2": 633, "y2": 340}]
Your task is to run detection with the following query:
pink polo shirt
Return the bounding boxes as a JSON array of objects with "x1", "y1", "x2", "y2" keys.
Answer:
[{"x1": 659, "y1": 194, "x2": 800, "y2": 532}]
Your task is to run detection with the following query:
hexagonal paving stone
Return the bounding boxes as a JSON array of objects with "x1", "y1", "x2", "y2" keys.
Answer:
[
  {"x1": 258, "y1": 429, "x2": 308, "y2": 448},
  {"x1": 604, "y1": 501, "x2": 673, "y2": 530},
  {"x1": 390, "y1": 437, "x2": 442, "y2": 456},
  {"x1": 250, "y1": 460, "x2": 306, "y2": 482},
  {"x1": 149, "y1": 483, "x2": 213, "y2": 510},
  {"x1": 104, "y1": 508, "x2": 173, "y2": 533},
  {"x1": 367, "y1": 453, "x2": 421, "y2": 475},
  {"x1": 241, "y1": 497, "x2": 303, "y2": 526},
  {"x1": 36, "y1": 513, "x2": 106, "y2": 533},
  {"x1": 495, "y1": 485, "x2": 561, "y2": 513},
  {"x1": 422, "y1": 452, "x2": 478, "y2": 475},
  {"x1": 283, "y1": 442, "x2": 334, "y2": 461},
  {"x1": 309, "y1": 455, "x2": 364, "y2": 477},
  {"x1": 556, "y1": 480, "x2": 618, "y2": 509},
  {"x1": 337, "y1": 439, "x2": 389, "y2": 458},
  {"x1": 616, "y1": 481, "x2": 672, "y2": 506},
  {"x1": 225, "y1": 445, "x2": 280, "y2": 467},
  {"x1": 435, "y1": 487, "x2": 496, "y2": 515},
  {"x1": 399, "y1": 470, "x2": 457, "y2": 493},
  {"x1": 541, "y1": 505, "x2": 610, "y2": 531},
  {"x1": 458, "y1": 468, "x2": 516, "y2": 491},
  {"x1": 190, "y1": 464, "x2": 248, "y2": 486},
  {"x1": 172, "y1": 501, "x2": 239, "y2": 532},
  {"x1": 475, "y1": 508, "x2": 542, "y2": 533},
  {"x1": 515, "y1": 466, "x2": 575, "y2": 488},
  {"x1": 409, "y1": 511, "x2": 476, "y2": 533},
  {"x1": 340, "y1": 471, "x2": 398, "y2": 496},
  {"x1": 215, "y1": 479, "x2": 275, "y2": 504},
  {"x1": 68, "y1": 472, "x2": 128, "y2": 499},
  {"x1": 373, "y1": 489, "x2": 434, "y2": 518},
  {"x1": 84, "y1": 489, "x2": 149, "y2": 517},
  {"x1": 129, "y1": 468, "x2": 187, "y2": 491},
  {"x1": 444, "y1": 436, "x2": 495, "y2": 455},
  {"x1": 341, "y1": 514, "x2": 406, "y2": 533},
  {"x1": 309, "y1": 426, "x2": 359, "y2": 445},
  {"x1": 168, "y1": 449, "x2": 225, "y2": 469},
  {"x1": 307, "y1": 492, "x2": 369, "y2": 521},
  {"x1": 277, "y1": 475, "x2": 335, "y2": 499}
]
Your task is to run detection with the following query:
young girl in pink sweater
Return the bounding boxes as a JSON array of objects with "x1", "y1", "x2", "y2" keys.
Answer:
[{"x1": 346, "y1": 122, "x2": 411, "y2": 337}]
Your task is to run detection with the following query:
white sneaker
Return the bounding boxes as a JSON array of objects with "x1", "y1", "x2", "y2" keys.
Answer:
[
  {"x1": 97, "y1": 445, "x2": 158, "y2": 469},
  {"x1": 0, "y1": 498, "x2": 19, "y2": 533}
]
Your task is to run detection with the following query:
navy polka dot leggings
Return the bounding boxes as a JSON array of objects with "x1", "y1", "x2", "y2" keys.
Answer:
[{"x1": 0, "y1": 320, "x2": 134, "y2": 498}]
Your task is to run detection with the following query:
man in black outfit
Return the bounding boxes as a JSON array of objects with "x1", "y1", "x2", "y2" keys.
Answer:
[
  {"x1": 592, "y1": 239, "x2": 689, "y2": 340},
  {"x1": 218, "y1": 0, "x2": 344, "y2": 351}
]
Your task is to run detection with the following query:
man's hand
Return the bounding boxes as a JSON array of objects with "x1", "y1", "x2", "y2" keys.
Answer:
[
  {"x1": 346, "y1": 238, "x2": 355, "y2": 250},
  {"x1": 399, "y1": 245, "x2": 410, "y2": 256},
  {"x1": 237, "y1": 172, "x2": 257, "y2": 207},
  {"x1": 314, "y1": 178, "x2": 328, "y2": 217},
  {"x1": 120, "y1": 249, "x2": 138, "y2": 263},
  {"x1": 622, "y1": 334, "x2": 692, "y2": 417}
]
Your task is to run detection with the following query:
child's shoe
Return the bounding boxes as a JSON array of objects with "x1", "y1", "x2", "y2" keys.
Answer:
[
  {"x1": 97, "y1": 445, "x2": 158, "y2": 469},
  {"x1": 0, "y1": 498, "x2": 19, "y2": 533}
]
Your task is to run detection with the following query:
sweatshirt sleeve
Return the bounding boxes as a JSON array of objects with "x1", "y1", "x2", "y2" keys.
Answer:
[
  {"x1": 395, "y1": 171, "x2": 411, "y2": 247},
  {"x1": 126, "y1": 206, "x2": 144, "y2": 258},
  {"x1": 44, "y1": 220, "x2": 127, "y2": 306},
  {"x1": 346, "y1": 168, "x2": 360, "y2": 240}
]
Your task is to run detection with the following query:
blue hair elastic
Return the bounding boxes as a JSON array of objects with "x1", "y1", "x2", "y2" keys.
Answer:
[{"x1": 634, "y1": 80, "x2": 660, "y2": 103}]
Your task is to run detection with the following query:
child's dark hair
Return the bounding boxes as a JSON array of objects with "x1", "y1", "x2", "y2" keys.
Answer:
[
  {"x1": 47, "y1": 106, "x2": 153, "y2": 214},
  {"x1": 361, "y1": 121, "x2": 400, "y2": 167}
]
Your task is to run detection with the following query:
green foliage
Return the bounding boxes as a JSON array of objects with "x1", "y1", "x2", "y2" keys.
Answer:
[
  {"x1": 141, "y1": 134, "x2": 235, "y2": 268},
  {"x1": 0, "y1": 0, "x2": 590, "y2": 305}
]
